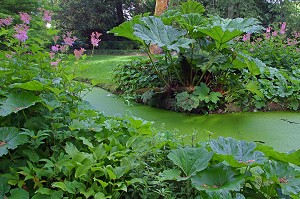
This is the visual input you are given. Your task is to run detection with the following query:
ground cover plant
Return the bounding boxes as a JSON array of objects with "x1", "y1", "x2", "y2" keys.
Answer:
[
  {"x1": 1, "y1": 7, "x2": 300, "y2": 199},
  {"x1": 110, "y1": 0, "x2": 300, "y2": 114}
]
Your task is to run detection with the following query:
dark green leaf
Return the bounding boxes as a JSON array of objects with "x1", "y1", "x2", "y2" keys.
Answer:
[
  {"x1": 0, "y1": 127, "x2": 27, "y2": 157},
  {"x1": 176, "y1": 91, "x2": 199, "y2": 111},
  {"x1": 167, "y1": 146, "x2": 213, "y2": 179},
  {"x1": 0, "y1": 92, "x2": 41, "y2": 116},
  {"x1": 9, "y1": 188, "x2": 29, "y2": 199}
]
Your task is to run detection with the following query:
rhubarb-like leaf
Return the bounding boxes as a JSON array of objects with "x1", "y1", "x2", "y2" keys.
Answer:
[{"x1": 0, "y1": 127, "x2": 27, "y2": 157}]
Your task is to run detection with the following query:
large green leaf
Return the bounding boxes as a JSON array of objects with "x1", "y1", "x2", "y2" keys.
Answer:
[
  {"x1": 210, "y1": 137, "x2": 267, "y2": 166},
  {"x1": 191, "y1": 163, "x2": 245, "y2": 192},
  {"x1": 0, "y1": 127, "x2": 27, "y2": 157},
  {"x1": 108, "y1": 14, "x2": 146, "y2": 42},
  {"x1": 180, "y1": 0, "x2": 205, "y2": 14},
  {"x1": 10, "y1": 80, "x2": 44, "y2": 91},
  {"x1": 176, "y1": 13, "x2": 207, "y2": 38},
  {"x1": 263, "y1": 161, "x2": 300, "y2": 196},
  {"x1": 9, "y1": 188, "x2": 29, "y2": 199},
  {"x1": 176, "y1": 91, "x2": 199, "y2": 111},
  {"x1": 0, "y1": 176, "x2": 10, "y2": 198},
  {"x1": 193, "y1": 83, "x2": 222, "y2": 103},
  {"x1": 0, "y1": 92, "x2": 42, "y2": 116},
  {"x1": 133, "y1": 16, "x2": 194, "y2": 52},
  {"x1": 167, "y1": 146, "x2": 213, "y2": 180}
]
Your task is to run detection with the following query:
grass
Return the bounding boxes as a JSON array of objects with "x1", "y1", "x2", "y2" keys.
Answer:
[{"x1": 77, "y1": 54, "x2": 145, "y2": 85}]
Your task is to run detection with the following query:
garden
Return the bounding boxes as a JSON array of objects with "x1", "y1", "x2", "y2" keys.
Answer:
[{"x1": 0, "y1": 0, "x2": 300, "y2": 198}]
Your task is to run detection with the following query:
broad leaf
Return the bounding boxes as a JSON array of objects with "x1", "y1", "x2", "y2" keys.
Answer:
[
  {"x1": 191, "y1": 163, "x2": 245, "y2": 192},
  {"x1": 177, "y1": 13, "x2": 207, "y2": 34},
  {"x1": 167, "y1": 146, "x2": 213, "y2": 180},
  {"x1": 9, "y1": 188, "x2": 29, "y2": 199},
  {"x1": 109, "y1": 14, "x2": 146, "y2": 42},
  {"x1": 263, "y1": 160, "x2": 300, "y2": 196},
  {"x1": 246, "y1": 81, "x2": 264, "y2": 98},
  {"x1": 0, "y1": 127, "x2": 27, "y2": 157},
  {"x1": 210, "y1": 137, "x2": 267, "y2": 166},
  {"x1": 180, "y1": 0, "x2": 205, "y2": 14},
  {"x1": 10, "y1": 80, "x2": 44, "y2": 91},
  {"x1": 0, "y1": 176, "x2": 10, "y2": 197},
  {"x1": 0, "y1": 92, "x2": 41, "y2": 116},
  {"x1": 176, "y1": 91, "x2": 199, "y2": 111},
  {"x1": 193, "y1": 83, "x2": 222, "y2": 103},
  {"x1": 206, "y1": 190, "x2": 245, "y2": 199},
  {"x1": 159, "y1": 169, "x2": 181, "y2": 181},
  {"x1": 133, "y1": 16, "x2": 194, "y2": 52}
]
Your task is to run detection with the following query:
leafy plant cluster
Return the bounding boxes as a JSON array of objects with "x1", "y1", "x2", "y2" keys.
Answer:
[
  {"x1": 234, "y1": 24, "x2": 300, "y2": 110},
  {"x1": 110, "y1": 0, "x2": 300, "y2": 113}
]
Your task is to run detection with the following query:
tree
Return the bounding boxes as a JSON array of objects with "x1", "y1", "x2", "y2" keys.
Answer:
[
  {"x1": 0, "y1": 0, "x2": 40, "y2": 17},
  {"x1": 154, "y1": 0, "x2": 169, "y2": 15}
]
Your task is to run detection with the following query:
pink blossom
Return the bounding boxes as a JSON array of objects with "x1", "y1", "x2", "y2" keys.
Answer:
[
  {"x1": 0, "y1": 16, "x2": 13, "y2": 27},
  {"x1": 280, "y1": 22, "x2": 286, "y2": 35},
  {"x1": 63, "y1": 32, "x2": 77, "y2": 46},
  {"x1": 19, "y1": 12, "x2": 31, "y2": 24},
  {"x1": 51, "y1": 45, "x2": 59, "y2": 52},
  {"x1": 242, "y1": 33, "x2": 251, "y2": 42},
  {"x1": 272, "y1": 31, "x2": 278, "y2": 37},
  {"x1": 13, "y1": 24, "x2": 29, "y2": 42},
  {"x1": 91, "y1": 31, "x2": 102, "y2": 47},
  {"x1": 74, "y1": 48, "x2": 85, "y2": 60},
  {"x1": 266, "y1": 26, "x2": 272, "y2": 33},
  {"x1": 256, "y1": 38, "x2": 262, "y2": 42},
  {"x1": 53, "y1": 36, "x2": 60, "y2": 43},
  {"x1": 49, "y1": 52, "x2": 55, "y2": 59},
  {"x1": 265, "y1": 33, "x2": 270, "y2": 39},
  {"x1": 59, "y1": 45, "x2": 68, "y2": 53},
  {"x1": 43, "y1": 10, "x2": 53, "y2": 22},
  {"x1": 51, "y1": 59, "x2": 61, "y2": 66},
  {"x1": 6, "y1": 54, "x2": 13, "y2": 59},
  {"x1": 294, "y1": 32, "x2": 300, "y2": 38}
]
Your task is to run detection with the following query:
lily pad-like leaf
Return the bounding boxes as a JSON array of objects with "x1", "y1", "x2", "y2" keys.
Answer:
[
  {"x1": 263, "y1": 160, "x2": 300, "y2": 196},
  {"x1": 133, "y1": 16, "x2": 194, "y2": 52},
  {"x1": 0, "y1": 92, "x2": 42, "y2": 116},
  {"x1": 193, "y1": 83, "x2": 222, "y2": 103},
  {"x1": 210, "y1": 137, "x2": 267, "y2": 166},
  {"x1": 191, "y1": 163, "x2": 245, "y2": 192},
  {"x1": 167, "y1": 146, "x2": 213, "y2": 180},
  {"x1": 176, "y1": 91, "x2": 199, "y2": 111},
  {"x1": 0, "y1": 127, "x2": 27, "y2": 157},
  {"x1": 10, "y1": 80, "x2": 44, "y2": 91}
]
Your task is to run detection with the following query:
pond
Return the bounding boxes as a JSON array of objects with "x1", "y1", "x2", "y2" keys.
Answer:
[{"x1": 84, "y1": 87, "x2": 300, "y2": 152}]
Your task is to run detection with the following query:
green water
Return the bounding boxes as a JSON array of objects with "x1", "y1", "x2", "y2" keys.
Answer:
[{"x1": 84, "y1": 87, "x2": 300, "y2": 152}]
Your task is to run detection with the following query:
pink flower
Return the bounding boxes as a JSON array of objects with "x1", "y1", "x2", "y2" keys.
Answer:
[
  {"x1": 265, "y1": 33, "x2": 270, "y2": 39},
  {"x1": 43, "y1": 10, "x2": 53, "y2": 22},
  {"x1": 19, "y1": 12, "x2": 31, "y2": 24},
  {"x1": 53, "y1": 36, "x2": 60, "y2": 43},
  {"x1": 242, "y1": 33, "x2": 251, "y2": 42},
  {"x1": 6, "y1": 54, "x2": 13, "y2": 59},
  {"x1": 91, "y1": 31, "x2": 102, "y2": 47},
  {"x1": 63, "y1": 32, "x2": 77, "y2": 46},
  {"x1": 13, "y1": 24, "x2": 29, "y2": 42},
  {"x1": 51, "y1": 59, "x2": 61, "y2": 66},
  {"x1": 280, "y1": 22, "x2": 286, "y2": 35},
  {"x1": 74, "y1": 48, "x2": 85, "y2": 60},
  {"x1": 59, "y1": 45, "x2": 68, "y2": 53},
  {"x1": 51, "y1": 45, "x2": 59, "y2": 52},
  {"x1": 49, "y1": 52, "x2": 55, "y2": 59},
  {"x1": 272, "y1": 31, "x2": 278, "y2": 37},
  {"x1": 266, "y1": 26, "x2": 272, "y2": 33},
  {"x1": 0, "y1": 16, "x2": 13, "y2": 27}
]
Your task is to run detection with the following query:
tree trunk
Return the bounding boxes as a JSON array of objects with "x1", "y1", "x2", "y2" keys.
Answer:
[
  {"x1": 150, "y1": 0, "x2": 169, "y2": 54},
  {"x1": 115, "y1": 0, "x2": 125, "y2": 25}
]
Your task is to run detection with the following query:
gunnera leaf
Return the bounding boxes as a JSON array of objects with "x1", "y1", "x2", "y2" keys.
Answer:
[
  {"x1": 133, "y1": 16, "x2": 194, "y2": 52},
  {"x1": 191, "y1": 163, "x2": 245, "y2": 192},
  {"x1": 167, "y1": 146, "x2": 213, "y2": 180},
  {"x1": 0, "y1": 127, "x2": 28, "y2": 157},
  {"x1": 176, "y1": 91, "x2": 199, "y2": 111},
  {"x1": 180, "y1": 0, "x2": 205, "y2": 14},
  {"x1": 0, "y1": 92, "x2": 42, "y2": 116},
  {"x1": 210, "y1": 137, "x2": 267, "y2": 166},
  {"x1": 263, "y1": 160, "x2": 300, "y2": 196},
  {"x1": 193, "y1": 83, "x2": 222, "y2": 103}
]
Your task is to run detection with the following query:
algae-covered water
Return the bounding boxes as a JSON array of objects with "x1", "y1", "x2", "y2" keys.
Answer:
[{"x1": 84, "y1": 87, "x2": 300, "y2": 152}]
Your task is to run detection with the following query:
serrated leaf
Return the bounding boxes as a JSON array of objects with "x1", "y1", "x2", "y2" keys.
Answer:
[
  {"x1": 210, "y1": 137, "x2": 267, "y2": 166},
  {"x1": 167, "y1": 146, "x2": 213, "y2": 179},
  {"x1": 180, "y1": 0, "x2": 205, "y2": 14},
  {"x1": 0, "y1": 127, "x2": 27, "y2": 157},
  {"x1": 133, "y1": 16, "x2": 194, "y2": 52},
  {"x1": 10, "y1": 80, "x2": 44, "y2": 91},
  {"x1": 264, "y1": 161, "x2": 300, "y2": 196},
  {"x1": 109, "y1": 14, "x2": 145, "y2": 42},
  {"x1": 9, "y1": 188, "x2": 29, "y2": 199},
  {"x1": 0, "y1": 92, "x2": 42, "y2": 116},
  {"x1": 176, "y1": 91, "x2": 199, "y2": 111},
  {"x1": 191, "y1": 163, "x2": 245, "y2": 192},
  {"x1": 194, "y1": 83, "x2": 222, "y2": 103}
]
